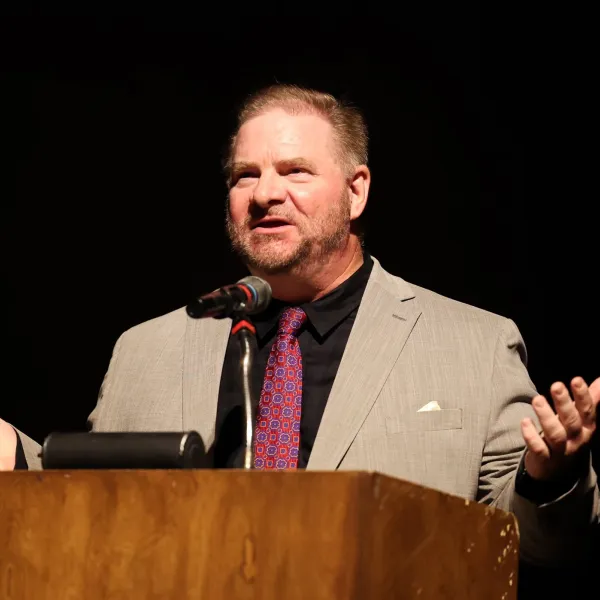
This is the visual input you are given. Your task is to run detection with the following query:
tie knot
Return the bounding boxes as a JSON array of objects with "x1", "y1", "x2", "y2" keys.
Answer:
[{"x1": 277, "y1": 307, "x2": 306, "y2": 337}]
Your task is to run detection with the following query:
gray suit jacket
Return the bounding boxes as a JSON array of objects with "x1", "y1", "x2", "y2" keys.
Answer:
[{"x1": 18, "y1": 257, "x2": 599, "y2": 566}]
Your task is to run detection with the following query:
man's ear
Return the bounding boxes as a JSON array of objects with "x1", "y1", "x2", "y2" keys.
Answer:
[{"x1": 349, "y1": 165, "x2": 370, "y2": 221}]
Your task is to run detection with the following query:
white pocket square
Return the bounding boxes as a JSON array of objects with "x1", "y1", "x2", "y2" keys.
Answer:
[{"x1": 417, "y1": 401, "x2": 442, "y2": 413}]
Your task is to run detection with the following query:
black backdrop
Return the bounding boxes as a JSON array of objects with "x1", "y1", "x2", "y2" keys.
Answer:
[{"x1": 1, "y1": 9, "x2": 597, "y2": 597}]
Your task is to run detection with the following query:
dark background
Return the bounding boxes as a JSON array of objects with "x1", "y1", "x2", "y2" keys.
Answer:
[{"x1": 1, "y1": 8, "x2": 597, "y2": 598}]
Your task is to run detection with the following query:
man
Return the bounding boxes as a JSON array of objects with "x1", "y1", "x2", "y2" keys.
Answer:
[{"x1": 2, "y1": 84, "x2": 599, "y2": 567}]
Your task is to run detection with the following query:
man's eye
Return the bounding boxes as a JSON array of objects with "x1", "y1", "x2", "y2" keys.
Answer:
[{"x1": 234, "y1": 172, "x2": 257, "y2": 183}]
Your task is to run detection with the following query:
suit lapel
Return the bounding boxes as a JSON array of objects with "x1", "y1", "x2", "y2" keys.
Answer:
[
  {"x1": 182, "y1": 316, "x2": 231, "y2": 450},
  {"x1": 307, "y1": 259, "x2": 421, "y2": 470}
]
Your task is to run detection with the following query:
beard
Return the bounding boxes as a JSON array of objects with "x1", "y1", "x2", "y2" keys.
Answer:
[{"x1": 226, "y1": 192, "x2": 352, "y2": 275}]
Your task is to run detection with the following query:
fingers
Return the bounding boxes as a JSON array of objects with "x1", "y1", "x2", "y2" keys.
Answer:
[
  {"x1": 571, "y1": 377, "x2": 597, "y2": 427},
  {"x1": 589, "y1": 377, "x2": 600, "y2": 404},
  {"x1": 550, "y1": 382, "x2": 583, "y2": 437},
  {"x1": 523, "y1": 378, "x2": 598, "y2": 478},
  {"x1": 521, "y1": 417, "x2": 551, "y2": 460},
  {"x1": 532, "y1": 394, "x2": 567, "y2": 452}
]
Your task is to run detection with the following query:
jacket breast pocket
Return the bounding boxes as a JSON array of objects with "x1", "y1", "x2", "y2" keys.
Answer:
[{"x1": 385, "y1": 408, "x2": 463, "y2": 433}]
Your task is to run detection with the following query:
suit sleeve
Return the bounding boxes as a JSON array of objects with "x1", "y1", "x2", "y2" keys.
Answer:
[
  {"x1": 86, "y1": 333, "x2": 125, "y2": 431},
  {"x1": 477, "y1": 318, "x2": 599, "y2": 566},
  {"x1": 12, "y1": 428, "x2": 42, "y2": 470}
]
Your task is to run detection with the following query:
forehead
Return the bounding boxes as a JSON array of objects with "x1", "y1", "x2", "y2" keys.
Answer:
[{"x1": 233, "y1": 109, "x2": 337, "y2": 163}]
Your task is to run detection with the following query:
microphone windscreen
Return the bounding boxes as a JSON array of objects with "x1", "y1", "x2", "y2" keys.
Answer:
[{"x1": 238, "y1": 275, "x2": 272, "y2": 314}]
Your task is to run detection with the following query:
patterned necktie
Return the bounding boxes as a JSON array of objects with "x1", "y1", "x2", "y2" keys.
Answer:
[{"x1": 254, "y1": 307, "x2": 307, "y2": 470}]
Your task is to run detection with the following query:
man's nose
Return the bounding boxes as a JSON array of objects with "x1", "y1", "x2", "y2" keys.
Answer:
[{"x1": 251, "y1": 171, "x2": 286, "y2": 208}]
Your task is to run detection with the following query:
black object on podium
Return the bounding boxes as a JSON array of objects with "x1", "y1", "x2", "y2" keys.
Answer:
[{"x1": 40, "y1": 431, "x2": 207, "y2": 469}]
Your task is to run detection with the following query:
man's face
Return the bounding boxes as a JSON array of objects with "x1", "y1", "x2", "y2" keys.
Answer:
[{"x1": 227, "y1": 109, "x2": 352, "y2": 275}]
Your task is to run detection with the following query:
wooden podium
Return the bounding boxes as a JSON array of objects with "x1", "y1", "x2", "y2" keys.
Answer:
[{"x1": 0, "y1": 470, "x2": 518, "y2": 599}]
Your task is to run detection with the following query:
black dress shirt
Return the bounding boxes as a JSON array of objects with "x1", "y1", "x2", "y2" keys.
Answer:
[
  {"x1": 14, "y1": 431, "x2": 28, "y2": 469},
  {"x1": 213, "y1": 255, "x2": 374, "y2": 469}
]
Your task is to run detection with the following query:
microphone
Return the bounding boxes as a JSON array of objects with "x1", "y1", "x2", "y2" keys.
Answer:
[{"x1": 186, "y1": 276, "x2": 272, "y2": 319}]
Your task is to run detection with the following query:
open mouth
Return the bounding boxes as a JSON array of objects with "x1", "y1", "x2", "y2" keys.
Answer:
[{"x1": 252, "y1": 219, "x2": 292, "y2": 230}]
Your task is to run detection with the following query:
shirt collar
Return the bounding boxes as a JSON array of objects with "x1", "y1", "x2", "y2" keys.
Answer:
[{"x1": 253, "y1": 254, "x2": 374, "y2": 341}]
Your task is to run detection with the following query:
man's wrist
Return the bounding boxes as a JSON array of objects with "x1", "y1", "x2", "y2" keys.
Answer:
[{"x1": 515, "y1": 452, "x2": 588, "y2": 505}]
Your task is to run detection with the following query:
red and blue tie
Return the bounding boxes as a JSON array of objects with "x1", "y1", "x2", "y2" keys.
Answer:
[{"x1": 254, "y1": 307, "x2": 307, "y2": 470}]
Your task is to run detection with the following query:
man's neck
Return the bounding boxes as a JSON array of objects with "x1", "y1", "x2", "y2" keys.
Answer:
[{"x1": 251, "y1": 240, "x2": 365, "y2": 304}]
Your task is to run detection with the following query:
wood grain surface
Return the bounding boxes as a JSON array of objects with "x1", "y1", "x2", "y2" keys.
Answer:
[{"x1": 0, "y1": 470, "x2": 518, "y2": 599}]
